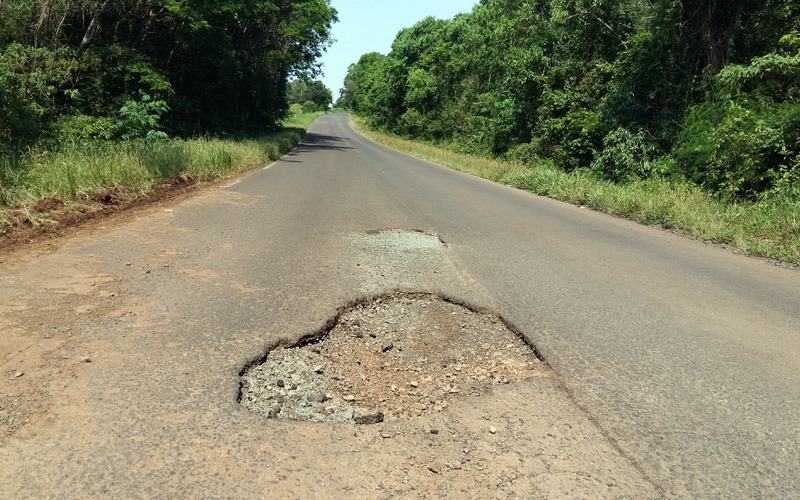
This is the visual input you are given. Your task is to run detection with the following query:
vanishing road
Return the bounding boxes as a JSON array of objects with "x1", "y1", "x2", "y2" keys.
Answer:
[{"x1": 1, "y1": 113, "x2": 799, "y2": 498}]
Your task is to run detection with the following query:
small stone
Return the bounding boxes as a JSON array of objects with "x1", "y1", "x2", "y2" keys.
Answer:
[
  {"x1": 75, "y1": 305, "x2": 96, "y2": 315},
  {"x1": 353, "y1": 411, "x2": 384, "y2": 425},
  {"x1": 409, "y1": 380, "x2": 419, "y2": 388},
  {"x1": 310, "y1": 392, "x2": 329, "y2": 404},
  {"x1": 430, "y1": 428, "x2": 440, "y2": 435},
  {"x1": 14, "y1": 371, "x2": 24, "y2": 378},
  {"x1": 381, "y1": 342, "x2": 394, "y2": 353},
  {"x1": 428, "y1": 462, "x2": 442, "y2": 474},
  {"x1": 344, "y1": 395, "x2": 356, "y2": 402},
  {"x1": 448, "y1": 460, "x2": 462, "y2": 470},
  {"x1": 489, "y1": 426, "x2": 497, "y2": 434},
  {"x1": 80, "y1": 356, "x2": 92, "y2": 363},
  {"x1": 380, "y1": 431, "x2": 393, "y2": 439},
  {"x1": 369, "y1": 332, "x2": 377, "y2": 338},
  {"x1": 290, "y1": 384, "x2": 298, "y2": 391},
  {"x1": 314, "y1": 365, "x2": 324, "y2": 374},
  {"x1": 276, "y1": 379, "x2": 285, "y2": 388}
]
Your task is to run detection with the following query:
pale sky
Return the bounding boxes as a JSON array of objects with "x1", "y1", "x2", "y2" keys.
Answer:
[{"x1": 319, "y1": 0, "x2": 477, "y2": 101}]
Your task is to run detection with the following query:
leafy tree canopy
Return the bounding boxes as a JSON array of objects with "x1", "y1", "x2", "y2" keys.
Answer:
[
  {"x1": 0, "y1": 0, "x2": 338, "y2": 151},
  {"x1": 344, "y1": 0, "x2": 800, "y2": 199}
]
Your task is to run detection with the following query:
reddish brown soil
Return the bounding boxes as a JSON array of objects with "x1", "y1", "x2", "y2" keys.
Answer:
[{"x1": 0, "y1": 176, "x2": 202, "y2": 260}]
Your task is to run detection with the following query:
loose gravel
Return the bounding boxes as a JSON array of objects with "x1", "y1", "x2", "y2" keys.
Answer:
[{"x1": 239, "y1": 292, "x2": 547, "y2": 424}]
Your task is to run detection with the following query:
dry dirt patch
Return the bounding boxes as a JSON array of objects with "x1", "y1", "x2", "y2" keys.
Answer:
[
  {"x1": 0, "y1": 176, "x2": 200, "y2": 259},
  {"x1": 240, "y1": 292, "x2": 551, "y2": 424}
]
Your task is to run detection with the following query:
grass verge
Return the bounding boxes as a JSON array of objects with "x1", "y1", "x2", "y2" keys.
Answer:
[
  {"x1": 352, "y1": 117, "x2": 800, "y2": 266},
  {"x1": 0, "y1": 112, "x2": 322, "y2": 230}
]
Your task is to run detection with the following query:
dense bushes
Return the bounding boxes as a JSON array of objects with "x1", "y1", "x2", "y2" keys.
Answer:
[
  {"x1": 343, "y1": 0, "x2": 800, "y2": 201},
  {"x1": 0, "y1": 0, "x2": 337, "y2": 152},
  {"x1": 676, "y1": 42, "x2": 800, "y2": 198}
]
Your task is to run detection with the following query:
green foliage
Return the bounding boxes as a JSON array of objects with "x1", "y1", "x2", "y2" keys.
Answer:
[
  {"x1": 676, "y1": 42, "x2": 800, "y2": 199},
  {"x1": 0, "y1": 0, "x2": 337, "y2": 147},
  {"x1": 288, "y1": 79, "x2": 333, "y2": 111},
  {"x1": 677, "y1": 97, "x2": 799, "y2": 199},
  {"x1": 503, "y1": 143, "x2": 542, "y2": 166},
  {"x1": 337, "y1": 52, "x2": 385, "y2": 110},
  {"x1": 54, "y1": 114, "x2": 119, "y2": 141},
  {"x1": 357, "y1": 55, "x2": 407, "y2": 129},
  {"x1": 539, "y1": 108, "x2": 603, "y2": 171},
  {"x1": 344, "y1": 0, "x2": 800, "y2": 199},
  {"x1": 1, "y1": 129, "x2": 307, "y2": 207},
  {"x1": 116, "y1": 92, "x2": 170, "y2": 141},
  {"x1": 0, "y1": 0, "x2": 336, "y2": 219},
  {"x1": 301, "y1": 101, "x2": 319, "y2": 114},
  {"x1": 591, "y1": 127, "x2": 664, "y2": 182},
  {"x1": 0, "y1": 44, "x2": 74, "y2": 152}
]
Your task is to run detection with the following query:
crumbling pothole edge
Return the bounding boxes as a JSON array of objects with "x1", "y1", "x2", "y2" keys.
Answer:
[
  {"x1": 365, "y1": 228, "x2": 448, "y2": 247},
  {"x1": 236, "y1": 290, "x2": 549, "y2": 404}
]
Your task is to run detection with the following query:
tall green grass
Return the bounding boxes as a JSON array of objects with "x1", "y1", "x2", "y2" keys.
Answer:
[
  {"x1": 0, "y1": 114, "x2": 322, "y2": 211},
  {"x1": 0, "y1": 113, "x2": 323, "y2": 230},
  {"x1": 353, "y1": 118, "x2": 800, "y2": 265}
]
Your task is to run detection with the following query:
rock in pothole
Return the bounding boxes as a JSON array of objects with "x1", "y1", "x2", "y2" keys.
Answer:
[{"x1": 239, "y1": 293, "x2": 547, "y2": 424}]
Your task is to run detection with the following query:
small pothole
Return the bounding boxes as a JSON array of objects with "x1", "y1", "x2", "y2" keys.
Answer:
[
  {"x1": 364, "y1": 229, "x2": 447, "y2": 249},
  {"x1": 239, "y1": 292, "x2": 549, "y2": 425}
]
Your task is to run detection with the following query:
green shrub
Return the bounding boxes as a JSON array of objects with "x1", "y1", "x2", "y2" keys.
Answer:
[
  {"x1": 675, "y1": 41, "x2": 800, "y2": 199},
  {"x1": 502, "y1": 142, "x2": 542, "y2": 166},
  {"x1": 677, "y1": 97, "x2": 799, "y2": 199},
  {"x1": 537, "y1": 108, "x2": 603, "y2": 171},
  {"x1": 591, "y1": 127, "x2": 664, "y2": 182},
  {"x1": 55, "y1": 114, "x2": 119, "y2": 141},
  {"x1": 0, "y1": 44, "x2": 74, "y2": 153},
  {"x1": 302, "y1": 101, "x2": 318, "y2": 113},
  {"x1": 116, "y1": 92, "x2": 170, "y2": 141}
]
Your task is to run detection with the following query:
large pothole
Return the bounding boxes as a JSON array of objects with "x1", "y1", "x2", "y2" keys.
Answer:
[{"x1": 239, "y1": 292, "x2": 549, "y2": 424}]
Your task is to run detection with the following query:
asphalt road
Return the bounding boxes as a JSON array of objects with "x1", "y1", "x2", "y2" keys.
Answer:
[{"x1": 2, "y1": 113, "x2": 799, "y2": 497}]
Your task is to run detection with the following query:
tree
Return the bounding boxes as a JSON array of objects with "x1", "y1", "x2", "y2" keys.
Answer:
[
  {"x1": 337, "y1": 52, "x2": 384, "y2": 111},
  {"x1": 0, "y1": 0, "x2": 339, "y2": 146},
  {"x1": 288, "y1": 79, "x2": 333, "y2": 111},
  {"x1": 343, "y1": 0, "x2": 799, "y2": 197}
]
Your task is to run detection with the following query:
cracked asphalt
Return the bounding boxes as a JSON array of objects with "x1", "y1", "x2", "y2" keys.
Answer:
[{"x1": 1, "y1": 113, "x2": 799, "y2": 498}]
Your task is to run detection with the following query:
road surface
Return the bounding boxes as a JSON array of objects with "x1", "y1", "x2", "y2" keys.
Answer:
[{"x1": 1, "y1": 113, "x2": 798, "y2": 498}]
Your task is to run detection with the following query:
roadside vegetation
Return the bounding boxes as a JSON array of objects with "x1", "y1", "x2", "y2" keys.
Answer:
[
  {"x1": 0, "y1": 1, "x2": 337, "y2": 232},
  {"x1": 340, "y1": 0, "x2": 800, "y2": 265},
  {"x1": 0, "y1": 113, "x2": 319, "y2": 207}
]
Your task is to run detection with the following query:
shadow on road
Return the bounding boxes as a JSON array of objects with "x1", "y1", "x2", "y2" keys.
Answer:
[{"x1": 285, "y1": 133, "x2": 354, "y2": 157}]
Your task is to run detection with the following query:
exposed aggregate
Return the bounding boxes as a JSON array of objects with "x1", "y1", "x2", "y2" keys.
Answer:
[{"x1": 240, "y1": 293, "x2": 547, "y2": 424}]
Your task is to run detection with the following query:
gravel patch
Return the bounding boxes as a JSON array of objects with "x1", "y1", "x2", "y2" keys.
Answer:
[{"x1": 240, "y1": 292, "x2": 547, "y2": 424}]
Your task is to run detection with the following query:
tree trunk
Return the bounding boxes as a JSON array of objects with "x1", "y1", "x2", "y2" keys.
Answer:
[{"x1": 76, "y1": 0, "x2": 110, "y2": 58}]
